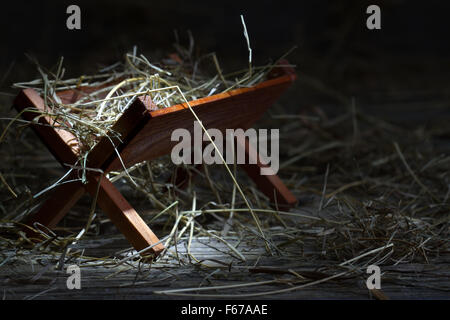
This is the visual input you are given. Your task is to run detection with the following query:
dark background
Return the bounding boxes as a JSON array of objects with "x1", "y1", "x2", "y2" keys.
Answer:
[{"x1": 1, "y1": 0, "x2": 449, "y2": 120}]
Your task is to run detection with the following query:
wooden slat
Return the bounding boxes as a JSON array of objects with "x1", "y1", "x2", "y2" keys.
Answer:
[
  {"x1": 84, "y1": 174, "x2": 164, "y2": 256},
  {"x1": 237, "y1": 137, "x2": 298, "y2": 207},
  {"x1": 106, "y1": 73, "x2": 296, "y2": 171},
  {"x1": 13, "y1": 86, "x2": 151, "y2": 169},
  {"x1": 25, "y1": 180, "x2": 86, "y2": 232},
  {"x1": 86, "y1": 96, "x2": 151, "y2": 171},
  {"x1": 13, "y1": 89, "x2": 80, "y2": 166}
]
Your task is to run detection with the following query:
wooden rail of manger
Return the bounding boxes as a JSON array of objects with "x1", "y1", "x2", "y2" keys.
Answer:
[{"x1": 12, "y1": 61, "x2": 298, "y2": 259}]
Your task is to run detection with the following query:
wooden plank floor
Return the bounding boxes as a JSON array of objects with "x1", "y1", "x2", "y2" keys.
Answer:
[{"x1": 1, "y1": 233, "x2": 448, "y2": 299}]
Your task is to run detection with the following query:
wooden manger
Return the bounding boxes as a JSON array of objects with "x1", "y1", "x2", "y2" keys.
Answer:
[{"x1": 12, "y1": 61, "x2": 298, "y2": 258}]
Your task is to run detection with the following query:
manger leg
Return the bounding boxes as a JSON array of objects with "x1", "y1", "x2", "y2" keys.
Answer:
[
  {"x1": 237, "y1": 137, "x2": 298, "y2": 208},
  {"x1": 84, "y1": 174, "x2": 164, "y2": 257},
  {"x1": 25, "y1": 181, "x2": 86, "y2": 236}
]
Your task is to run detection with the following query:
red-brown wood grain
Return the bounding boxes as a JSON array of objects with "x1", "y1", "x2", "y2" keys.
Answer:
[
  {"x1": 237, "y1": 136, "x2": 298, "y2": 207},
  {"x1": 86, "y1": 96, "x2": 152, "y2": 171},
  {"x1": 84, "y1": 174, "x2": 164, "y2": 256},
  {"x1": 13, "y1": 62, "x2": 297, "y2": 257},
  {"x1": 25, "y1": 180, "x2": 86, "y2": 232},
  {"x1": 13, "y1": 89, "x2": 80, "y2": 166},
  {"x1": 13, "y1": 90, "x2": 164, "y2": 256},
  {"x1": 106, "y1": 72, "x2": 296, "y2": 172}
]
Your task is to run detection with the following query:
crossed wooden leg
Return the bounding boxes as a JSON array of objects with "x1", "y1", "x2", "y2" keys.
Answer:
[
  {"x1": 170, "y1": 137, "x2": 298, "y2": 208},
  {"x1": 236, "y1": 136, "x2": 298, "y2": 208},
  {"x1": 27, "y1": 174, "x2": 164, "y2": 256},
  {"x1": 15, "y1": 88, "x2": 164, "y2": 257}
]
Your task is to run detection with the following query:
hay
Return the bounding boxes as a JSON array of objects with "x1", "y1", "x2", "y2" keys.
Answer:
[
  {"x1": 1, "y1": 96, "x2": 448, "y2": 297},
  {"x1": 11, "y1": 48, "x2": 275, "y2": 156},
  {"x1": 0, "y1": 24, "x2": 448, "y2": 298}
]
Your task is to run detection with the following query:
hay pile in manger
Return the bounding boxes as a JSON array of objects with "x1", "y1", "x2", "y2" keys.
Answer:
[{"x1": 0, "y1": 33, "x2": 448, "y2": 299}]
